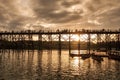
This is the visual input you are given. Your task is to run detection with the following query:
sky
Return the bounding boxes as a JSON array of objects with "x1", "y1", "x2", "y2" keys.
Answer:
[{"x1": 0, "y1": 0, "x2": 120, "y2": 31}]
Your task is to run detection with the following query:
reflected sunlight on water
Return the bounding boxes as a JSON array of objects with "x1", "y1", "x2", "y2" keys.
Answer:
[{"x1": 0, "y1": 49, "x2": 120, "y2": 80}]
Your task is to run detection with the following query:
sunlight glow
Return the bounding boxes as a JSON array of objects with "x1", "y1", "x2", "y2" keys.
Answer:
[
  {"x1": 74, "y1": 57, "x2": 79, "y2": 66},
  {"x1": 72, "y1": 57, "x2": 84, "y2": 68},
  {"x1": 32, "y1": 34, "x2": 97, "y2": 42},
  {"x1": 88, "y1": 19, "x2": 101, "y2": 25},
  {"x1": 40, "y1": 23, "x2": 56, "y2": 28},
  {"x1": 33, "y1": 35, "x2": 38, "y2": 41},
  {"x1": 71, "y1": 35, "x2": 80, "y2": 41}
]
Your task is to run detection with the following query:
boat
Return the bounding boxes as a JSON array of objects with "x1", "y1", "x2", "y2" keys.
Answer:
[
  {"x1": 69, "y1": 52, "x2": 91, "y2": 59},
  {"x1": 80, "y1": 54, "x2": 91, "y2": 60},
  {"x1": 91, "y1": 54, "x2": 103, "y2": 62},
  {"x1": 108, "y1": 50, "x2": 120, "y2": 60},
  {"x1": 91, "y1": 52, "x2": 104, "y2": 62}
]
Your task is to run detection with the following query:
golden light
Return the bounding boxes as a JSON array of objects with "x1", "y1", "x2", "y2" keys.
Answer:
[
  {"x1": 73, "y1": 57, "x2": 84, "y2": 66},
  {"x1": 62, "y1": 34, "x2": 88, "y2": 41},
  {"x1": 33, "y1": 35, "x2": 38, "y2": 41},
  {"x1": 80, "y1": 34, "x2": 88, "y2": 41},
  {"x1": 32, "y1": 34, "x2": 97, "y2": 42},
  {"x1": 74, "y1": 57, "x2": 79, "y2": 66},
  {"x1": 71, "y1": 35, "x2": 80, "y2": 41},
  {"x1": 71, "y1": 57, "x2": 84, "y2": 74},
  {"x1": 40, "y1": 23, "x2": 56, "y2": 28},
  {"x1": 88, "y1": 19, "x2": 101, "y2": 25},
  {"x1": 91, "y1": 34, "x2": 96, "y2": 39}
]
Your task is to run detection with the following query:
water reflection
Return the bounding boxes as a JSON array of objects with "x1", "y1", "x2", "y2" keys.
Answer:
[{"x1": 0, "y1": 49, "x2": 120, "y2": 80}]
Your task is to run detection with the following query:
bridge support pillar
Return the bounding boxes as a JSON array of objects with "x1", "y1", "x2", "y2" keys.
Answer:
[
  {"x1": 38, "y1": 34, "x2": 42, "y2": 50},
  {"x1": 87, "y1": 34, "x2": 91, "y2": 54},
  {"x1": 59, "y1": 33, "x2": 61, "y2": 52},
  {"x1": 78, "y1": 34, "x2": 80, "y2": 54},
  {"x1": 69, "y1": 32, "x2": 71, "y2": 54},
  {"x1": 48, "y1": 34, "x2": 52, "y2": 49}
]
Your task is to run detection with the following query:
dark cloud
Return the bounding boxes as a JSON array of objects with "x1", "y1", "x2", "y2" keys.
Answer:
[
  {"x1": 97, "y1": 7, "x2": 120, "y2": 28},
  {"x1": 0, "y1": 0, "x2": 120, "y2": 31},
  {"x1": 32, "y1": 0, "x2": 81, "y2": 23},
  {"x1": 0, "y1": 0, "x2": 35, "y2": 30},
  {"x1": 61, "y1": 0, "x2": 81, "y2": 7},
  {"x1": 83, "y1": 0, "x2": 120, "y2": 29}
]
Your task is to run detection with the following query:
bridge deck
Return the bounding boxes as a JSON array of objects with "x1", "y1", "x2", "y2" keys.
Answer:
[{"x1": 0, "y1": 30, "x2": 120, "y2": 35}]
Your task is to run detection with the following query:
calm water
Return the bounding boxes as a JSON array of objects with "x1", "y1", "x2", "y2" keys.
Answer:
[{"x1": 0, "y1": 50, "x2": 120, "y2": 80}]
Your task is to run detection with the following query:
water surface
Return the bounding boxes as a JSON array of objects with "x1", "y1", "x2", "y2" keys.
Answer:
[{"x1": 0, "y1": 50, "x2": 120, "y2": 80}]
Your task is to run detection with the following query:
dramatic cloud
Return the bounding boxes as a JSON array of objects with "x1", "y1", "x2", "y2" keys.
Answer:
[{"x1": 0, "y1": 0, "x2": 120, "y2": 31}]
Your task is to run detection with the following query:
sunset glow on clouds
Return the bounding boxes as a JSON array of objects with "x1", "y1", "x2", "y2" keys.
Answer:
[{"x1": 0, "y1": 0, "x2": 120, "y2": 31}]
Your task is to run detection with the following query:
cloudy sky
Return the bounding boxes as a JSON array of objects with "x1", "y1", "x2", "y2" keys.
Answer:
[{"x1": 0, "y1": 0, "x2": 120, "y2": 31}]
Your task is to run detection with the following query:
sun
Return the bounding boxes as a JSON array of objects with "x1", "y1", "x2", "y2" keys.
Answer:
[{"x1": 71, "y1": 35, "x2": 80, "y2": 41}]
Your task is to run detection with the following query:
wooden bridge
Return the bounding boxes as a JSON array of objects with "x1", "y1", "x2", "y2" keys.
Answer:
[{"x1": 0, "y1": 29, "x2": 120, "y2": 53}]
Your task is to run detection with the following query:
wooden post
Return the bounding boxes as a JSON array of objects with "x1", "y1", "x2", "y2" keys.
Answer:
[
  {"x1": 59, "y1": 33, "x2": 61, "y2": 51},
  {"x1": 105, "y1": 34, "x2": 108, "y2": 51},
  {"x1": 116, "y1": 34, "x2": 119, "y2": 50},
  {"x1": 97, "y1": 34, "x2": 103, "y2": 52},
  {"x1": 0, "y1": 34, "x2": 2, "y2": 49},
  {"x1": 78, "y1": 34, "x2": 80, "y2": 54},
  {"x1": 88, "y1": 34, "x2": 90, "y2": 54},
  {"x1": 97, "y1": 34, "x2": 99, "y2": 51},
  {"x1": 69, "y1": 32, "x2": 71, "y2": 54},
  {"x1": 108, "y1": 34, "x2": 111, "y2": 51},
  {"x1": 38, "y1": 33, "x2": 42, "y2": 50},
  {"x1": 48, "y1": 34, "x2": 52, "y2": 49},
  {"x1": 118, "y1": 34, "x2": 120, "y2": 50}
]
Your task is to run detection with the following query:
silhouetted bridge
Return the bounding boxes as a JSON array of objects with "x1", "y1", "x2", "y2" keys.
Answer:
[{"x1": 0, "y1": 29, "x2": 120, "y2": 53}]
